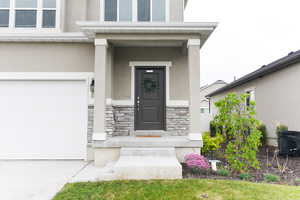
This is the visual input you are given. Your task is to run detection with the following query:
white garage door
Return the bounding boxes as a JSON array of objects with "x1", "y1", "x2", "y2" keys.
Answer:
[{"x1": 0, "y1": 78, "x2": 88, "y2": 160}]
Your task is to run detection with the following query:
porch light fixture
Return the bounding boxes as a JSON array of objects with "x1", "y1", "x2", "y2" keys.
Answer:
[{"x1": 90, "y1": 78, "x2": 95, "y2": 98}]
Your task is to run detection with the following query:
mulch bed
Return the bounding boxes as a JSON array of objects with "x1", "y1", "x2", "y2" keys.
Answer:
[{"x1": 183, "y1": 146, "x2": 300, "y2": 185}]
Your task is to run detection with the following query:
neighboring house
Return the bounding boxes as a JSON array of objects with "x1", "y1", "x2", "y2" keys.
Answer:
[
  {"x1": 198, "y1": 80, "x2": 227, "y2": 133},
  {"x1": 207, "y1": 50, "x2": 300, "y2": 146},
  {"x1": 0, "y1": 0, "x2": 217, "y2": 179},
  {"x1": 200, "y1": 80, "x2": 227, "y2": 114}
]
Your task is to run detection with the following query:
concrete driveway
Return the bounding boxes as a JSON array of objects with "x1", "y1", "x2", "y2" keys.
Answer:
[{"x1": 0, "y1": 160, "x2": 89, "y2": 200}]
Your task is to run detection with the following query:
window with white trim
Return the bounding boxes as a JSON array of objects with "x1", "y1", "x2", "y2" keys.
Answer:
[
  {"x1": 105, "y1": 0, "x2": 132, "y2": 21},
  {"x1": 103, "y1": 0, "x2": 167, "y2": 22},
  {"x1": 0, "y1": 0, "x2": 59, "y2": 29},
  {"x1": 138, "y1": 0, "x2": 165, "y2": 22},
  {"x1": 200, "y1": 107, "x2": 209, "y2": 114},
  {"x1": 246, "y1": 89, "x2": 255, "y2": 107}
]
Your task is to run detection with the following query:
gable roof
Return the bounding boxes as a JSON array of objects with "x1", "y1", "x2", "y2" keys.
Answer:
[
  {"x1": 207, "y1": 50, "x2": 300, "y2": 97},
  {"x1": 200, "y1": 80, "x2": 227, "y2": 91}
]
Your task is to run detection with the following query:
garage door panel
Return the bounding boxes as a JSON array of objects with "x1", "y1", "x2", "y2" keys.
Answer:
[{"x1": 0, "y1": 80, "x2": 88, "y2": 159}]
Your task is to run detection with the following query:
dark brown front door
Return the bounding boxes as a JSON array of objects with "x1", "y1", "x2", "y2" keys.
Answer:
[{"x1": 135, "y1": 67, "x2": 166, "y2": 130}]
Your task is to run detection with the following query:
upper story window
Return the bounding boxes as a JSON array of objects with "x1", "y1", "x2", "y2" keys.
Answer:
[
  {"x1": 138, "y1": 0, "x2": 165, "y2": 22},
  {"x1": 103, "y1": 0, "x2": 168, "y2": 22},
  {"x1": 105, "y1": 0, "x2": 132, "y2": 21},
  {"x1": 0, "y1": 0, "x2": 59, "y2": 30}
]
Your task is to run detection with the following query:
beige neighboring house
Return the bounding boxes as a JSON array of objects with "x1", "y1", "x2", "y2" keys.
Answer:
[
  {"x1": 0, "y1": 0, "x2": 217, "y2": 179},
  {"x1": 198, "y1": 80, "x2": 226, "y2": 132},
  {"x1": 207, "y1": 50, "x2": 300, "y2": 146},
  {"x1": 200, "y1": 80, "x2": 227, "y2": 114}
]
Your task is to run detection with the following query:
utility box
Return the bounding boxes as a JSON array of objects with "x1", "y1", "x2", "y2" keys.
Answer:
[{"x1": 278, "y1": 131, "x2": 300, "y2": 156}]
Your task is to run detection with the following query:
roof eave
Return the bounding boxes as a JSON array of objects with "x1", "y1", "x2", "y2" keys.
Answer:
[
  {"x1": 207, "y1": 52, "x2": 300, "y2": 97},
  {"x1": 77, "y1": 22, "x2": 218, "y2": 47}
]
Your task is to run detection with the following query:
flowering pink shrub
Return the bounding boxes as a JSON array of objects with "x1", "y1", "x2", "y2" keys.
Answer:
[{"x1": 184, "y1": 153, "x2": 210, "y2": 170}]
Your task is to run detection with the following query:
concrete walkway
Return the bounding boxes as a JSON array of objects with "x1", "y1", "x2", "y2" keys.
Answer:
[{"x1": 0, "y1": 160, "x2": 91, "y2": 200}]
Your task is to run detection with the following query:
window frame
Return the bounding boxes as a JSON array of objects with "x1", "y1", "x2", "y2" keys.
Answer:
[
  {"x1": 0, "y1": 0, "x2": 61, "y2": 33},
  {"x1": 200, "y1": 107, "x2": 209, "y2": 114},
  {"x1": 100, "y1": 0, "x2": 170, "y2": 22},
  {"x1": 245, "y1": 87, "x2": 256, "y2": 107}
]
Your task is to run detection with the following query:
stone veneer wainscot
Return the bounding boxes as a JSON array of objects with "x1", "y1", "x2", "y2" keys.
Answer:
[{"x1": 87, "y1": 105, "x2": 189, "y2": 144}]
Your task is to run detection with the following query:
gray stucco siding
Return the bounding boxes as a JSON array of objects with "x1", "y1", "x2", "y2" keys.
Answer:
[{"x1": 0, "y1": 42, "x2": 94, "y2": 72}]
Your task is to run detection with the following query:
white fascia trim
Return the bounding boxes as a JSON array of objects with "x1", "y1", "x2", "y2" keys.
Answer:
[
  {"x1": 77, "y1": 22, "x2": 218, "y2": 34},
  {"x1": 187, "y1": 39, "x2": 201, "y2": 47},
  {"x1": 0, "y1": 32, "x2": 91, "y2": 43},
  {"x1": 95, "y1": 38, "x2": 108, "y2": 46},
  {"x1": 0, "y1": 72, "x2": 94, "y2": 81}
]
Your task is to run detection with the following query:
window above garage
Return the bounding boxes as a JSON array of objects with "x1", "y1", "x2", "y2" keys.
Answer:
[
  {"x1": 102, "y1": 0, "x2": 169, "y2": 22},
  {"x1": 0, "y1": 0, "x2": 60, "y2": 32}
]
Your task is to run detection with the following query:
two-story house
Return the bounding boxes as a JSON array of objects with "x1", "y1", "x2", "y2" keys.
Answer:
[{"x1": 0, "y1": 0, "x2": 217, "y2": 179}]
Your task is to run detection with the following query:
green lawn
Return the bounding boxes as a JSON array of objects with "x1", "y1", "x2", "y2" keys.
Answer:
[{"x1": 53, "y1": 179, "x2": 300, "y2": 200}]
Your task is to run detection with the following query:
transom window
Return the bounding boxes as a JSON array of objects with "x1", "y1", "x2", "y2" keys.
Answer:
[
  {"x1": 0, "y1": 0, "x2": 58, "y2": 29},
  {"x1": 103, "y1": 0, "x2": 167, "y2": 22}
]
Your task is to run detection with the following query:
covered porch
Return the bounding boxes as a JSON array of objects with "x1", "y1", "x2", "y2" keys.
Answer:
[{"x1": 77, "y1": 22, "x2": 217, "y2": 175}]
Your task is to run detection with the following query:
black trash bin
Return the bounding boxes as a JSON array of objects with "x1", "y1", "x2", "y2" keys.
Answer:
[{"x1": 278, "y1": 131, "x2": 300, "y2": 156}]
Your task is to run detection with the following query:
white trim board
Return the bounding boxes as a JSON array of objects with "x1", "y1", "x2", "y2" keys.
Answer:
[{"x1": 103, "y1": 99, "x2": 189, "y2": 107}]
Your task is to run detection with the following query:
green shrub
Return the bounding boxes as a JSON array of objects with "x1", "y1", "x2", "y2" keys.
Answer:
[
  {"x1": 276, "y1": 124, "x2": 288, "y2": 136},
  {"x1": 209, "y1": 121, "x2": 217, "y2": 137},
  {"x1": 217, "y1": 169, "x2": 230, "y2": 177},
  {"x1": 264, "y1": 173, "x2": 280, "y2": 182},
  {"x1": 212, "y1": 93, "x2": 262, "y2": 172},
  {"x1": 257, "y1": 123, "x2": 267, "y2": 146},
  {"x1": 202, "y1": 132, "x2": 224, "y2": 155},
  {"x1": 239, "y1": 173, "x2": 253, "y2": 180}
]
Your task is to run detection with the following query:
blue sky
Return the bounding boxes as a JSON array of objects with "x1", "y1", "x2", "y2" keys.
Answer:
[{"x1": 185, "y1": 0, "x2": 300, "y2": 85}]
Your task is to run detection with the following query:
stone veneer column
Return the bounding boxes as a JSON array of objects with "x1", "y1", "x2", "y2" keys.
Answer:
[
  {"x1": 187, "y1": 39, "x2": 202, "y2": 141},
  {"x1": 93, "y1": 39, "x2": 108, "y2": 141}
]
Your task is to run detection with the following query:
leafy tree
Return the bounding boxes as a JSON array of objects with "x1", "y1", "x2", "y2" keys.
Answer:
[{"x1": 212, "y1": 93, "x2": 262, "y2": 172}]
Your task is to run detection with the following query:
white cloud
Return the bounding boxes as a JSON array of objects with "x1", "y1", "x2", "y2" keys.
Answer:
[{"x1": 185, "y1": 0, "x2": 300, "y2": 85}]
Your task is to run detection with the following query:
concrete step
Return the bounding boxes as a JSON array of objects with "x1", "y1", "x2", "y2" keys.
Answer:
[
  {"x1": 120, "y1": 147, "x2": 176, "y2": 157},
  {"x1": 113, "y1": 147, "x2": 182, "y2": 180}
]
